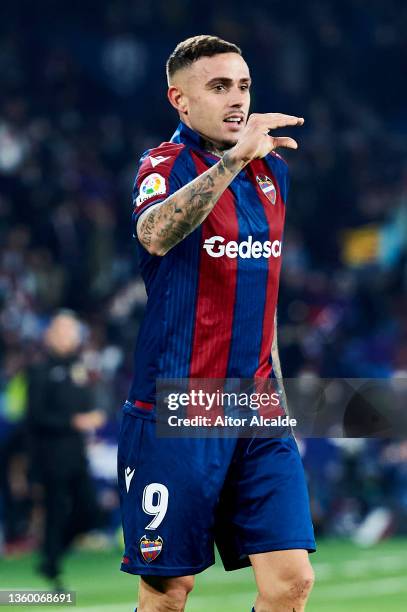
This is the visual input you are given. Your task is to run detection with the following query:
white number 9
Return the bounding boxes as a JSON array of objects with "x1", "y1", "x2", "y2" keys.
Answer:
[{"x1": 142, "y1": 483, "x2": 169, "y2": 529}]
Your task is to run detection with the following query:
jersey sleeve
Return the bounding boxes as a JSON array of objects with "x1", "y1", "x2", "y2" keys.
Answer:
[{"x1": 131, "y1": 143, "x2": 187, "y2": 232}]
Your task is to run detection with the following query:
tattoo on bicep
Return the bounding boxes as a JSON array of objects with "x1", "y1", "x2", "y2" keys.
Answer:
[{"x1": 138, "y1": 209, "x2": 157, "y2": 249}]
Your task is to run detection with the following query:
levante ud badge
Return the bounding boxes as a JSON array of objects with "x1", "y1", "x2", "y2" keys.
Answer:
[
  {"x1": 256, "y1": 175, "x2": 277, "y2": 204},
  {"x1": 140, "y1": 535, "x2": 163, "y2": 563}
]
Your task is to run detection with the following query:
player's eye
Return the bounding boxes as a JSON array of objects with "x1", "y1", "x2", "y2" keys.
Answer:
[
  {"x1": 240, "y1": 84, "x2": 250, "y2": 91},
  {"x1": 214, "y1": 84, "x2": 226, "y2": 91}
]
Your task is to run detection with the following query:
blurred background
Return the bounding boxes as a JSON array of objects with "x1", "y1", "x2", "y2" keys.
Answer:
[{"x1": 1, "y1": 0, "x2": 407, "y2": 610}]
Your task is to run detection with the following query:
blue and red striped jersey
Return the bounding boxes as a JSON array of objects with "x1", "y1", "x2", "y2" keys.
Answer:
[{"x1": 127, "y1": 121, "x2": 289, "y2": 408}]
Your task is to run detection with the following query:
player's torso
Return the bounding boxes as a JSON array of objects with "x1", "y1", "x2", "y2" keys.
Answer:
[
  {"x1": 163, "y1": 151, "x2": 285, "y2": 379},
  {"x1": 129, "y1": 125, "x2": 288, "y2": 403}
]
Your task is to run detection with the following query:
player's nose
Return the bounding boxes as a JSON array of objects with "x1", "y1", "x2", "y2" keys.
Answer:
[
  {"x1": 227, "y1": 90, "x2": 246, "y2": 109},
  {"x1": 227, "y1": 97, "x2": 244, "y2": 110}
]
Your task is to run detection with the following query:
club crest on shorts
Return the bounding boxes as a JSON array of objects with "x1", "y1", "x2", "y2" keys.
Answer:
[
  {"x1": 140, "y1": 535, "x2": 163, "y2": 563},
  {"x1": 256, "y1": 175, "x2": 277, "y2": 204}
]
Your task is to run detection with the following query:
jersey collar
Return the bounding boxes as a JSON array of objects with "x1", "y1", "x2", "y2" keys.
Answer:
[
  {"x1": 170, "y1": 121, "x2": 201, "y2": 148},
  {"x1": 170, "y1": 121, "x2": 221, "y2": 163}
]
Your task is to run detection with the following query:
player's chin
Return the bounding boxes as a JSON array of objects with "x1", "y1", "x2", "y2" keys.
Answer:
[
  {"x1": 221, "y1": 122, "x2": 243, "y2": 142},
  {"x1": 220, "y1": 128, "x2": 241, "y2": 147},
  {"x1": 218, "y1": 138, "x2": 239, "y2": 151}
]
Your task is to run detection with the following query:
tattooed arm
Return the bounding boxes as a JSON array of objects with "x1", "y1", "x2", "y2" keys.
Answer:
[
  {"x1": 137, "y1": 113, "x2": 304, "y2": 255},
  {"x1": 271, "y1": 309, "x2": 289, "y2": 415},
  {"x1": 137, "y1": 152, "x2": 244, "y2": 256}
]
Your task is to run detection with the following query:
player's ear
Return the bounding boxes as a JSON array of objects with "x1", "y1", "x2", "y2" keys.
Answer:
[{"x1": 167, "y1": 86, "x2": 188, "y2": 115}]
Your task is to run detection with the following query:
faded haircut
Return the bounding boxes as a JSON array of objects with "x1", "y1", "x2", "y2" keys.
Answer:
[{"x1": 166, "y1": 35, "x2": 242, "y2": 83}]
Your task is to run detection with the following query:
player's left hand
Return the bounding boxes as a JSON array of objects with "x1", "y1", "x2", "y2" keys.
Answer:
[{"x1": 227, "y1": 112, "x2": 305, "y2": 167}]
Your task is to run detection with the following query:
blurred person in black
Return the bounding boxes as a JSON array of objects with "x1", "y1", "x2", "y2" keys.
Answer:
[{"x1": 27, "y1": 311, "x2": 105, "y2": 588}]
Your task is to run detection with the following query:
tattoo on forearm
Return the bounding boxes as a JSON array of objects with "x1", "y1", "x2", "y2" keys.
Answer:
[
  {"x1": 220, "y1": 151, "x2": 242, "y2": 174},
  {"x1": 138, "y1": 153, "x2": 241, "y2": 254}
]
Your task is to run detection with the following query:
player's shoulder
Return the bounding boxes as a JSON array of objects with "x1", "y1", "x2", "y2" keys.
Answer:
[
  {"x1": 262, "y1": 151, "x2": 290, "y2": 203},
  {"x1": 264, "y1": 150, "x2": 289, "y2": 174},
  {"x1": 137, "y1": 141, "x2": 187, "y2": 178}
]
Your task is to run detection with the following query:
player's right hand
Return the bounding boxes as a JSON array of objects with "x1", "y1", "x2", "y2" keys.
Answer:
[{"x1": 229, "y1": 113, "x2": 304, "y2": 166}]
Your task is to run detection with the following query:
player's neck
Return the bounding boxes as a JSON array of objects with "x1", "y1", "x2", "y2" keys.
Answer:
[
  {"x1": 201, "y1": 138, "x2": 231, "y2": 158},
  {"x1": 181, "y1": 117, "x2": 231, "y2": 157}
]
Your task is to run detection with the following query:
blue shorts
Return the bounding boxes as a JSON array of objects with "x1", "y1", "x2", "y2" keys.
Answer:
[{"x1": 118, "y1": 402, "x2": 315, "y2": 577}]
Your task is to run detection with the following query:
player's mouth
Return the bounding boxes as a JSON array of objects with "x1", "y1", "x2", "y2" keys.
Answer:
[{"x1": 223, "y1": 114, "x2": 245, "y2": 129}]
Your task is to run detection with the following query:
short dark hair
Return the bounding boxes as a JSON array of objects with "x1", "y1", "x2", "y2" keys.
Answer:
[{"x1": 166, "y1": 35, "x2": 242, "y2": 82}]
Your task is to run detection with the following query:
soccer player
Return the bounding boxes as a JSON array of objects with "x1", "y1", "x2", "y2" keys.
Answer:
[{"x1": 118, "y1": 35, "x2": 316, "y2": 611}]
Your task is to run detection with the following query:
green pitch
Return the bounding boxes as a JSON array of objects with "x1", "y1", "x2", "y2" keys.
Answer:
[{"x1": 1, "y1": 539, "x2": 407, "y2": 611}]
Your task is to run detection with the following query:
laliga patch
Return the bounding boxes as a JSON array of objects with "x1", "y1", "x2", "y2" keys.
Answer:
[
  {"x1": 140, "y1": 535, "x2": 163, "y2": 563},
  {"x1": 256, "y1": 175, "x2": 277, "y2": 205},
  {"x1": 136, "y1": 173, "x2": 166, "y2": 206}
]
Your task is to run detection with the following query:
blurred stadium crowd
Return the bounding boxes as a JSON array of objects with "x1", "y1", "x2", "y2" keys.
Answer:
[{"x1": 1, "y1": 0, "x2": 407, "y2": 559}]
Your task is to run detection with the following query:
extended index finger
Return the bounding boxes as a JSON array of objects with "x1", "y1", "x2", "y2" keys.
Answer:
[{"x1": 261, "y1": 113, "x2": 305, "y2": 130}]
